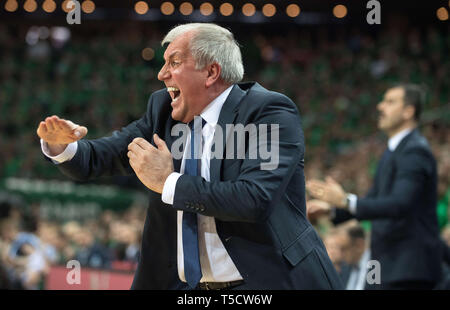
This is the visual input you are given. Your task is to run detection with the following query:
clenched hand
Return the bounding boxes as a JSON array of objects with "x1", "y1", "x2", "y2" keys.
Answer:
[{"x1": 127, "y1": 134, "x2": 174, "y2": 194}]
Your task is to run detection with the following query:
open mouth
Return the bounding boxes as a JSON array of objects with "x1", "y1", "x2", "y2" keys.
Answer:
[{"x1": 167, "y1": 86, "x2": 180, "y2": 101}]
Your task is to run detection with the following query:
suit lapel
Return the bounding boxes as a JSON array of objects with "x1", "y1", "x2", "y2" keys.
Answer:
[
  {"x1": 378, "y1": 153, "x2": 394, "y2": 193},
  {"x1": 393, "y1": 128, "x2": 416, "y2": 154},
  {"x1": 378, "y1": 129, "x2": 416, "y2": 193},
  {"x1": 210, "y1": 84, "x2": 247, "y2": 182}
]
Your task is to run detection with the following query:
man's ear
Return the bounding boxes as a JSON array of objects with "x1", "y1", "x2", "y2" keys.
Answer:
[
  {"x1": 403, "y1": 104, "x2": 416, "y2": 121},
  {"x1": 205, "y1": 63, "x2": 221, "y2": 88}
]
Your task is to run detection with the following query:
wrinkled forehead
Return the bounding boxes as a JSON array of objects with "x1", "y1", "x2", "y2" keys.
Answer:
[{"x1": 163, "y1": 31, "x2": 196, "y2": 60}]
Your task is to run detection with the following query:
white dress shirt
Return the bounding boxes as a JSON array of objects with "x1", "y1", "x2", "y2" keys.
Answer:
[
  {"x1": 345, "y1": 249, "x2": 371, "y2": 290},
  {"x1": 42, "y1": 85, "x2": 242, "y2": 283},
  {"x1": 162, "y1": 85, "x2": 243, "y2": 283},
  {"x1": 347, "y1": 128, "x2": 413, "y2": 214},
  {"x1": 40, "y1": 139, "x2": 78, "y2": 163}
]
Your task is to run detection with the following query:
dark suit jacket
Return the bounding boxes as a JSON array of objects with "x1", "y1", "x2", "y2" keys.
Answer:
[
  {"x1": 55, "y1": 82, "x2": 343, "y2": 289},
  {"x1": 335, "y1": 129, "x2": 442, "y2": 286}
]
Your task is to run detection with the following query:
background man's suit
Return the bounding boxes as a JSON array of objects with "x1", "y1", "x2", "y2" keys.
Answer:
[
  {"x1": 335, "y1": 129, "x2": 442, "y2": 289},
  {"x1": 53, "y1": 82, "x2": 343, "y2": 289}
]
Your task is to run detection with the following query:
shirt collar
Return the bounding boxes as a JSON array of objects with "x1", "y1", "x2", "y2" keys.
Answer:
[
  {"x1": 358, "y1": 249, "x2": 371, "y2": 270},
  {"x1": 200, "y1": 85, "x2": 234, "y2": 126},
  {"x1": 388, "y1": 128, "x2": 413, "y2": 151}
]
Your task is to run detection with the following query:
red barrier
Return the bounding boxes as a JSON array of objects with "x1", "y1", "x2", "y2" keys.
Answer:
[{"x1": 45, "y1": 265, "x2": 134, "y2": 290}]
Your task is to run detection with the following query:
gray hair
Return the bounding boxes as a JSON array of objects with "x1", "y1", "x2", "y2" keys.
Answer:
[{"x1": 161, "y1": 23, "x2": 244, "y2": 84}]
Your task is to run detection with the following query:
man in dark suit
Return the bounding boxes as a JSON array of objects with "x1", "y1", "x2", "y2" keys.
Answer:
[
  {"x1": 36, "y1": 23, "x2": 342, "y2": 290},
  {"x1": 306, "y1": 84, "x2": 442, "y2": 289},
  {"x1": 339, "y1": 223, "x2": 370, "y2": 290}
]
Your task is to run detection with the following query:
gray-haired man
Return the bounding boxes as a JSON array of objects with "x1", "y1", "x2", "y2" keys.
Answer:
[{"x1": 37, "y1": 23, "x2": 342, "y2": 290}]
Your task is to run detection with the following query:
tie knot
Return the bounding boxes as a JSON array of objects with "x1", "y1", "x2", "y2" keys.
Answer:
[
  {"x1": 188, "y1": 116, "x2": 206, "y2": 131},
  {"x1": 187, "y1": 116, "x2": 206, "y2": 130}
]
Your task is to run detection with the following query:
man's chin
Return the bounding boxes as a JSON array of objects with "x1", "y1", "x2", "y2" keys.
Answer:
[
  {"x1": 377, "y1": 120, "x2": 386, "y2": 131},
  {"x1": 171, "y1": 110, "x2": 189, "y2": 123},
  {"x1": 171, "y1": 110, "x2": 181, "y2": 121}
]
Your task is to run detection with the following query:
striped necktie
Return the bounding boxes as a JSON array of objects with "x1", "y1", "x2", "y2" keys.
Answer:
[{"x1": 182, "y1": 117, "x2": 205, "y2": 288}]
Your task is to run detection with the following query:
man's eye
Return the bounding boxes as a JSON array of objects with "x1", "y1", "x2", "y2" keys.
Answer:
[{"x1": 171, "y1": 61, "x2": 180, "y2": 66}]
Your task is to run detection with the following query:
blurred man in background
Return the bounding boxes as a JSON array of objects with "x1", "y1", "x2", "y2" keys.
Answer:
[
  {"x1": 322, "y1": 227, "x2": 347, "y2": 275},
  {"x1": 307, "y1": 84, "x2": 442, "y2": 289},
  {"x1": 338, "y1": 222, "x2": 370, "y2": 290},
  {"x1": 0, "y1": 206, "x2": 48, "y2": 289}
]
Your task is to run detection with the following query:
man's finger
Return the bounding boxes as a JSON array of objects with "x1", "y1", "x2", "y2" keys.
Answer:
[
  {"x1": 153, "y1": 134, "x2": 169, "y2": 152},
  {"x1": 128, "y1": 157, "x2": 136, "y2": 170},
  {"x1": 52, "y1": 117, "x2": 64, "y2": 130},
  {"x1": 306, "y1": 182, "x2": 325, "y2": 192},
  {"x1": 64, "y1": 120, "x2": 79, "y2": 130},
  {"x1": 306, "y1": 179, "x2": 326, "y2": 187},
  {"x1": 58, "y1": 119, "x2": 74, "y2": 131},
  {"x1": 127, "y1": 151, "x2": 135, "y2": 159},
  {"x1": 74, "y1": 126, "x2": 88, "y2": 138},
  {"x1": 36, "y1": 122, "x2": 47, "y2": 138},
  {"x1": 39, "y1": 122, "x2": 48, "y2": 133},
  {"x1": 45, "y1": 117, "x2": 56, "y2": 131},
  {"x1": 325, "y1": 176, "x2": 338, "y2": 185},
  {"x1": 132, "y1": 137, "x2": 153, "y2": 151},
  {"x1": 128, "y1": 142, "x2": 145, "y2": 154},
  {"x1": 306, "y1": 184, "x2": 327, "y2": 198},
  {"x1": 49, "y1": 115, "x2": 61, "y2": 129}
]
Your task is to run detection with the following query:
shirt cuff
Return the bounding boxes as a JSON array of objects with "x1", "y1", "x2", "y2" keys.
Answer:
[
  {"x1": 347, "y1": 193, "x2": 358, "y2": 215},
  {"x1": 330, "y1": 207, "x2": 336, "y2": 219},
  {"x1": 41, "y1": 139, "x2": 78, "y2": 164},
  {"x1": 161, "y1": 172, "x2": 182, "y2": 205}
]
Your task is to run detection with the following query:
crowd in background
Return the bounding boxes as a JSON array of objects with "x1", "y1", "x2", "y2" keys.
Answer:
[
  {"x1": 0, "y1": 19, "x2": 449, "y2": 289},
  {"x1": 0, "y1": 197, "x2": 144, "y2": 289}
]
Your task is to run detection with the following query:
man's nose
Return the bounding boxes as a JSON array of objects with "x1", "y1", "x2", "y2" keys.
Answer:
[
  {"x1": 158, "y1": 65, "x2": 169, "y2": 81},
  {"x1": 377, "y1": 101, "x2": 384, "y2": 111}
]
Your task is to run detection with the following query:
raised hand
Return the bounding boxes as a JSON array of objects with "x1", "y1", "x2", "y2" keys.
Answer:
[
  {"x1": 306, "y1": 199, "x2": 332, "y2": 222},
  {"x1": 37, "y1": 115, "x2": 88, "y2": 156},
  {"x1": 127, "y1": 134, "x2": 174, "y2": 194},
  {"x1": 306, "y1": 176, "x2": 347, "y2": 208}
]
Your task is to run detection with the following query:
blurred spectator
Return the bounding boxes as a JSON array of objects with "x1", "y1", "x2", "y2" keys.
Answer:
[
  {"x1": 322, "y1": 227, "x2": 347, "y2": 274},
  {"x1": 338, "y1": 222, "x2": 371, "y2": 290},
  {"x1": 0, "y1": 200, "x2": 146, "y2": 289},
  {"x1": 14, "y1": 242, "x2": 48, "y2": 290},
  {"x1": 37, "y1": 221, "x2": 62, "y2": 265},
  {"x1": 73, "y1": 229, "x2": 112, "y2": 269},
  {"x1": 0, "y1": 217, "x2": 47, "y2": 289}
]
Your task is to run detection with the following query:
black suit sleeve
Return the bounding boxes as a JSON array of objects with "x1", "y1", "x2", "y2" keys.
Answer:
[
  {"x1": 332, "y1": 208, "x2": 354, "y2": 225},
  {"x1": 173, "y1": 96, "x2": 304, "y2": 223},
  {"x1": 55, "y1": 97, "x2": 155, "y2": 181},
  {"x1": 332, "y1": 175, "x2": 379, "y2": 225},
  {"x1": 355, "y1": 147, "x2": 434, "y2": 220}
]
